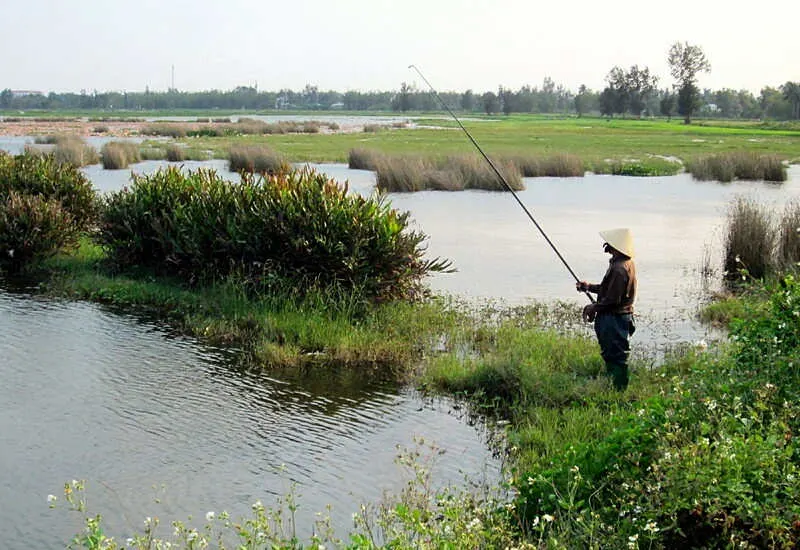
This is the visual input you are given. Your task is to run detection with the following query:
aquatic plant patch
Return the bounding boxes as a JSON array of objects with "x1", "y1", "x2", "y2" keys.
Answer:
[{"x1": 98, "y1": 166, "x2": 452, "y2": 301}]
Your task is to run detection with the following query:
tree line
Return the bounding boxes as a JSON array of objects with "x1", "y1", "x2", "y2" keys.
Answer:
[{"x1": 2, "y1": 43, "x2": 799, "y2": 122}]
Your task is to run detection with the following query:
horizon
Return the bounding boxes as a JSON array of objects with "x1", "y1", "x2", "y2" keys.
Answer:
[{"x1": 2, "y1": 0, "x2": 798, "y2": 97}]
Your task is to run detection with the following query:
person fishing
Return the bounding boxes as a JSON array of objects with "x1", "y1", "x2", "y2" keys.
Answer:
[
  {"x1": 576, "y1": 229, "x2": 637, "y2": 391},
  {"x1": 408, "y1": 66, "x2": 638, "y2": 389}
]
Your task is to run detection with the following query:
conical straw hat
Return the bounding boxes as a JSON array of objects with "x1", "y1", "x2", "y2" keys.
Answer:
[{"x1": 599, "y1": 228, "x2": 635, "y2": 258}]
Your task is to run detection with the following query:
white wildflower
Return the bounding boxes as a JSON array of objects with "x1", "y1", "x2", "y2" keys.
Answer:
[
  {"x1": 542, "y1": 514, "x2": 554, "y2": 523},
  {"x1": 205, "y1": 511, "x2": 215, "y2": 522},
  {"x1": 645, "y1": 521, "x2": 659, "y2": 533},
  {"x1": 47, "y1": 494, "x2": 57, "y2": 504}
]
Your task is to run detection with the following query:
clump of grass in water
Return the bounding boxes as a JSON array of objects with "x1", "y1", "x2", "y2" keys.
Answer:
[
  {"x1": 374, "y1": 154, "x2": 523, "y2": 192},
  {"x1": 141, "y1": 123, "x2": 188, "y2": 138},
  {"x1": 165, "y1": 144, "x2": 186, "y2": 162},
  {"x1": 348, "y1": 148, "x2": 384, "y2": 170},
  {"x1": 228, "y1": 145, "x2": 289, "y2": 174},
  {"x1": 139, "y1": 146, "x2": 166, "y2": 161},
  {"x1": 688, "y1": 151, "x2": 787, "y2": 182},
  {"x1": 52, "y1": 136, "x2": 99, "y2": 167},
  {"x1": 101, "y1": 141, "x2": 141, "y2": 169},
  {"x1": 507, "y1": 153, "x2": 585, "y2": 177},
  {"x1": 723, "y1": 196, "x2": 775, "y2": 282}
]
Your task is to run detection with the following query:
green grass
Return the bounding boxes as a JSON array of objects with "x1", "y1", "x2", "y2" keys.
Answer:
[
  {"x1": 41, "y1": 239, "x2": 464, "y2": 372},
  {"x1": 180, "y1": 115, "x2": 800, "y2": 170}
]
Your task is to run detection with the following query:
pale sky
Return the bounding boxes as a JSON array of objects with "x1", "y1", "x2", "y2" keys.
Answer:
[{"x1": 2, "y1": 0, "x2": 798, "y2": 95}]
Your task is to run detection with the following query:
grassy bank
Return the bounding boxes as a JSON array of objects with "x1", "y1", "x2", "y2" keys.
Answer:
[{"x1": 42, "y1": 239, "x2": 467, "y2": 372}]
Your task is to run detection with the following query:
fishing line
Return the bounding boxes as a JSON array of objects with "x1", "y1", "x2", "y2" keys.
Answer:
[{"x1": 408, "y1": 64, "x2": 593, "y2": 303}]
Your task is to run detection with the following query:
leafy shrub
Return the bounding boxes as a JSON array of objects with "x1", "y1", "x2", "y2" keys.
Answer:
[
  {"x1": 0, "y1": 190, "x2": 79, "y2": 269},
  {"x1": 98, "y1": 167, "x2": 452, "y2": 301},
  {"x1": 0, "y1": 151, "x2": 97, "y2": 229},
  {"x1": 101, "y1": 141, "x2": 141, "y2": 169},
  {"x1": 228, "y1": 145, "x2": 289, "y2": 174}
]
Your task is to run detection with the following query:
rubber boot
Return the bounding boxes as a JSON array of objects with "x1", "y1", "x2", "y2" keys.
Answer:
[{"x1": 605, "y1": 362, "x2": 629, "y2": 391}]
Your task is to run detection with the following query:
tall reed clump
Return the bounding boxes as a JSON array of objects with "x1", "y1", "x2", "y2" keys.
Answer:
[
  {"x1": 508, "y1": 153, "x2": 585, "y2": 177},
  {"x1": 0, "y1": 151, "x2": 97, "y2": 269},
  {"x1": 348, "y1": 148, "x2": 384, "y2": 170},
  {"x1": 52, "y1": 136, "x2": 99, "y2": 167},
  {"x1": 374, "y1": 154, "x2": 523, "y2": 192},
  {"x1": 778, "y1": 201, "x2": 800, "y2": 268},
  {"x1": 689, "y1": 152, "x2": 787, "y2": 183},
  {"x1": 228, "y1": 145, "x2": 289, "y2": 174},
  {"x1": 97, "y1": 167, "x2": 452, "y2": 301},
  {"x1": 442, "y1": 155, "x2": 523, "y2": 191},
  {"x1": 724, "y1": 196, "x2": 775, "y2": 281},
  {"x1": 141, "y1": 124, "x2": 188, "y2": 138},
  {"x1": 165, "y1": 144, "x2": 186, "y2": 162},
  {"x1": 101, "y1": 141, "x2": 142, "y2": 169}
]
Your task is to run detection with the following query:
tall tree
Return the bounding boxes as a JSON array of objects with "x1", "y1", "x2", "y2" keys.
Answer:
[
  {"x1": 660, "y1": 91, "x2": 676, "y2": 121},
  {"x1": 599, "y1": 87, "x2": 617, "y2": 118},
  {"x1": 605, "y1": 66, "x2": 631, "y2": 117},
  {"x1": 781, "y1": 81, "x2": 800, "y2": 120},
  {"x1": 668, "y1": 41, "x2": 711, "y2": 124},
  {"x1": 574, "y1": 85, "x2": 589, "y2": 117},
  {"x1": 625, "y1": 65, "x2": 659, "y2": 117},
  {"x1": 481, "y1": 91, "x2": 499, "y2": 115},
  {"x1": 460, "y1": 89, "x2": 475, "y2": 112}
]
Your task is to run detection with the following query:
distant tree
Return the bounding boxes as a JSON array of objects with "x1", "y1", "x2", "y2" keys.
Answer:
[
  {"x1": 393, "y1": 82, "x2": 413, "y2": 112},
  {"x1": 514, "y1": 85, "x2": 535, "y2": 113},
  {"x1": 760, "y1": 86, "x2": 792, "y2": 119},
  {"x1": 605, "y1": 66, "x2": 629, "y2": 117},
  {"x1": 713, "y1": 88, "x2": 742, "y2": 118},
  {"x1": 622, "y1": 65, "x2": 659, "y2": 117},
  {"x1": 660, "y1": 91, "x2": 676, "y2": 120},
  {"x1": 574, "y1": 85, "x2": 589, "y2": 117},
  {"x1": 538, "y1": 77, "x2": 557, "y2": 113},
  {"x1": 781, "y1": 81, "x2": 800, "y2": 119},
  {"x1": 668, "y1": 41, "x2": 711, "y2": 124},
  {"x1": 499, "y1": 86, "x2": 514, "y2": 115},
  {"x1": 599, "y1": 87, "x2": 617, "y2": 118},
  {"x1": 0, "y1": 88, "x2": 12, "y2": 109},
  {"x1": 461, "y1": 89, "x2": 475, "y2": 111},
  {"x1": 482, "y1": 91, "x2": 499, "y2": 115}
]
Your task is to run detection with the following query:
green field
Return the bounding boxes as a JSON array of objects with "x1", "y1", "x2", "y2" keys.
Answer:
[{"x1": 174, "y1": 115, "x2": 800, "y2": 167}]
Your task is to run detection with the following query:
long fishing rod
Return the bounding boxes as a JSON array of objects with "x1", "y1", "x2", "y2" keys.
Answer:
[{"x1": 408, "y1": 64, "x2": 593, "y2": 303}]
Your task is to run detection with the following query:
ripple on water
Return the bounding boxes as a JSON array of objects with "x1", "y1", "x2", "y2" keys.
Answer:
[{"x1": 0, "y1": 287, "x2": 499, "y2": 548}]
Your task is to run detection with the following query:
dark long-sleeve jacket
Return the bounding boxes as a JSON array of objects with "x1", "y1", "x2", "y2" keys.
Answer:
[{"x1": 589, "y1": 257, "x2": 636, "y2": 314}]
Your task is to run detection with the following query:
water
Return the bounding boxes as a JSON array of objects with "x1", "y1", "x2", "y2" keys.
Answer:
[
  {"x1": 0, "y1": 287, "x2": 499, "y2": 548},
  {"x1": 3, "y1": 140, "x2": 799, "y2": 546}
]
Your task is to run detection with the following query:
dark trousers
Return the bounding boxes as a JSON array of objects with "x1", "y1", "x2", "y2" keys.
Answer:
[{"x1": 594, "y1": 313, "x2": 635, "y2": 390}]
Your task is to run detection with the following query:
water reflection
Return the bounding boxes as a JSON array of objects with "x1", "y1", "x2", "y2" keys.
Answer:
[{"x1": 0, "y1": 284, "x2": 498, "y2": 548}]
